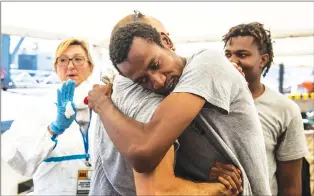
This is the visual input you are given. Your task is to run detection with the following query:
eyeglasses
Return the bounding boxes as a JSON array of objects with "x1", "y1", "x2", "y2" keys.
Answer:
[{"x1": 57, "y1": 56, "x2": 87, "y2": 67}]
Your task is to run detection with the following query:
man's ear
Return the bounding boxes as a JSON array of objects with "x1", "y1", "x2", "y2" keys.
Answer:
[
  {"x1": 160, "y1": 32, "x2": 175, "y2": 51},
  {"x1": 260, "y1": 54, "x2": 269, "y2": 68}
]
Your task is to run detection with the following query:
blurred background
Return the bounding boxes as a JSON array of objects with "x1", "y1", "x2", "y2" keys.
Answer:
[{"x1": 1, "y1": 2, "x2": 313, "y2": 195}]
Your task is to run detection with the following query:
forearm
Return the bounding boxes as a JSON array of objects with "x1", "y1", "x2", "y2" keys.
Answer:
[
  {"x1": 135, "y1": 173, "x2": 228, "y2": 195},
  {"x1": 278, "y1": 188, "x2": 301, "y2": 196},
  {"x1": 157, "y1": 177, "x2": 227, "y2": 195},
  {"x1": 277, "y1": 159, "x2": 303, "y2": 196},
  {"x1": 99, "y1": 101, "x2": 162, "y2": 172},
  {"x1": 47, "y1": 125, "x2": 59, "y2": 137},
  {"x1": 278, "y1": 181, "x2": 301, "y2": 196}
]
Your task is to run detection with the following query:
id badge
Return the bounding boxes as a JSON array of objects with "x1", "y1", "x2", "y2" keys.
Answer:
[{"x1": 76, "y1": 169, "x2": 93, "y2": 196}]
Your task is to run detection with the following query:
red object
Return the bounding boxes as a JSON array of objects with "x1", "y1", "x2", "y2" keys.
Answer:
[
  {"x1": 84, "y1": 96, "x2": 88, "y2": 105},
  {"x1": 0, "y1": 68, "x2": 5, "y2": 80},
  {"x1": 301, "y1": 81, "x2": 314, "y2": 93}
]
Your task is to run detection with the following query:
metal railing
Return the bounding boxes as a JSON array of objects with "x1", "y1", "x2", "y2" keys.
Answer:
[{"x1": 9, "y1": 69, "x2": 60, "y2": 88}]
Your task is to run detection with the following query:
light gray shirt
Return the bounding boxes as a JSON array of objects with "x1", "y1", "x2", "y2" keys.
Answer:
[{"x1": 255, "y1": 85, "x2": 309, "y2": 195}]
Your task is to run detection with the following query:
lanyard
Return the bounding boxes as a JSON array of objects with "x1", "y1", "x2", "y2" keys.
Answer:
[
  {"x1": 76, "y1": 109, "x2": 92, "y2": 167},
  {"x1": 44, "y1": 109, "x2": 92, "y2": 167}
]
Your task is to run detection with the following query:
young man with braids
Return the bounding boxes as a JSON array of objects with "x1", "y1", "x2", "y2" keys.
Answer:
[
  {"x1": 223, "y1": 22, "x2": 309, "y2": 196},
  {"x1": 88, "y1": 14, "x2": 272, "y2": 195}
]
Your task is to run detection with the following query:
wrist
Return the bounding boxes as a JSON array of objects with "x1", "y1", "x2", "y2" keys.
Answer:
[
  {"x1": 98, "y1": 99, "x2": 114, "y2": 117},
  {"x1": 48, "y1": 125, "x2": 58, "y2": 137},
  {"x1": 49, "y1": 123, "x2": 64, "y2": 135},
  {"x1": 211, "y1": 183, "x2": 228, "y2": 194}
]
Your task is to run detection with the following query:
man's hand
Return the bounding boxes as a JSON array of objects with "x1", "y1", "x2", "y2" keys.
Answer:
[
  {"x1": 213, "y1": 183, "x2": 240, "y2": 196},
  {"x1": 209, "y1": 161, "x2": 243, "y2": 195},
  {"x1": 231, "y1": 62, "x2": 245, "y2": 78},
  {"x1": 87, "y1": 83, "x2": 113, "y2": 114}
]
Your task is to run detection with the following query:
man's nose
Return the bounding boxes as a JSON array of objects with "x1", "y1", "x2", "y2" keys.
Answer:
[{"x1": 149, "y1": 73, "x2": 166, "y2": 90}]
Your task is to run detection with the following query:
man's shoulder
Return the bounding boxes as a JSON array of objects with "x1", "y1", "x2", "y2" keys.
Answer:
[
  {"x1": 112, "y1": 74, "x2": 163, "y2": 119},
  {"x1": 262, "y1": 86, "x2": 301, "y2": 116},
  {"x1": 113, "y1": 75, "x2": 134, "y2": 91},
  {"x1": 112, "y1": 75, "x2": 146, "y2": 100},
  {"x1": 112, "y1": 75, "x2": 156, "y2": 100},
  {"x1": 175, "y1": 48, "x2": 243, "y2": 113},
  {"x1": 188, "y1": 48, "x2": 225, "y2": 64},
  {"x1": 186, "y1": 48, "x2": 240, "y2": 78}
]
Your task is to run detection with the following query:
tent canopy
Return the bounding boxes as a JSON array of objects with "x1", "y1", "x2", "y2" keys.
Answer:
[{"x1": 2, "y1": 2, "x2": 313, "y2": 47}]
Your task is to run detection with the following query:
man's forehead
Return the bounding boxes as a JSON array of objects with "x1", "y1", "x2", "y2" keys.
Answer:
[
  {"x1": 127, "y1": 37, "x2": 150, "y2": 61},
  {"x1": 118, "y1": 60, "x2": 145, "y2": 81},
  {"x1": 120, "y1": 37, "x2": 152, "y2": 79}
]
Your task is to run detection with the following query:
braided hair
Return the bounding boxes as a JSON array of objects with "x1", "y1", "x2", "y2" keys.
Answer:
[{"x1": 222, "y1": 22, "x2": 274, "y2": 77}]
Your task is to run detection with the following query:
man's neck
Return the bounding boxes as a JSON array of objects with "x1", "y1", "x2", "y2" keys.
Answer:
[{"x1": 248, "y1": 80, "x2": 265, "y2": 99}]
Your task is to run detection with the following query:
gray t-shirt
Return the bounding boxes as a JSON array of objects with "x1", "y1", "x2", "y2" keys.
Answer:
[
  {"x1": 90, "y1": 49, "x2": 271, "y2": 196},
  {"x1": 171, "y1": 49, "x2": 271, "y2": 195},
  {"x1": 254, "y1": 85, "x2": 309, "y2": 195}
]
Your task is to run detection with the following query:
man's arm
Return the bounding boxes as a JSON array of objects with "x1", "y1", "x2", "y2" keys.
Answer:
[
  {"x1": 94, "y1": 88, "x2": 205, "y2": 173},
  {"x1": 275, "y1": 106, "x2": 309, "y2": 196},
  {"x1": 276, "y1": 158, "x2": 303, "y2": 196},
  {"x1": 133, "y1": 145, "x2": 238, "y2": 196}
]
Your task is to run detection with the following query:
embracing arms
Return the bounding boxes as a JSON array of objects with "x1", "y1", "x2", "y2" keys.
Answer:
[{"x1": 88, "y1": 84, "x2": 205, "y2": 173}]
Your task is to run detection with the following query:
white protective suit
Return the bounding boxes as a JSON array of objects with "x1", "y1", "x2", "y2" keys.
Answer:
[{"x1": 2, "y1": 77, "x2": 98, "y2": 195}]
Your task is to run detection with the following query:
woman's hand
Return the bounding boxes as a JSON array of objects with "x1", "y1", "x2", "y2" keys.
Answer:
[{"x1": 49, "y1": 80, "x2": 77, "y2": 135}]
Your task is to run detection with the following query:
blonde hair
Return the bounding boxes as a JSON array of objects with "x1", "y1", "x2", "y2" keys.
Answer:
[{"x1": 53, "y1": 38, "x2": 94, "y2": 71}]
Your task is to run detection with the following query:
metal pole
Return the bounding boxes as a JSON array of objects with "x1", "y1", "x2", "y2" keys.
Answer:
[
  {"x1": 278, "y1": 63, "x2": 284, "y2": 94},
  {"x1": 11, "y1": 37, "x2": 25, "y2": 63},
  {"x1": 1, "y1": 34, "x2": 11, "y2": 88}
]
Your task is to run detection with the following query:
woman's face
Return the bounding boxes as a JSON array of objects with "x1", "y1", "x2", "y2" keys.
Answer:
[{"x1": 55, "y1": 45, "x2": 92, "y2": 86}]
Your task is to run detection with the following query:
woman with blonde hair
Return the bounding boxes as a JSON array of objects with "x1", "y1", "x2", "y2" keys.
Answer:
[{"x1": 2, "y1": 38, "x2": 96, "y2": 195}]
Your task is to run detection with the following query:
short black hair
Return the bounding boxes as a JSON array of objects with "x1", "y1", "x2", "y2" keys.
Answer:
[
  {"x1": 109, "y1": 22, "x2": 163, "y2": 71},
  {"x1": 222, "y1": 22, "x2": 274, "y2": 77}
]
